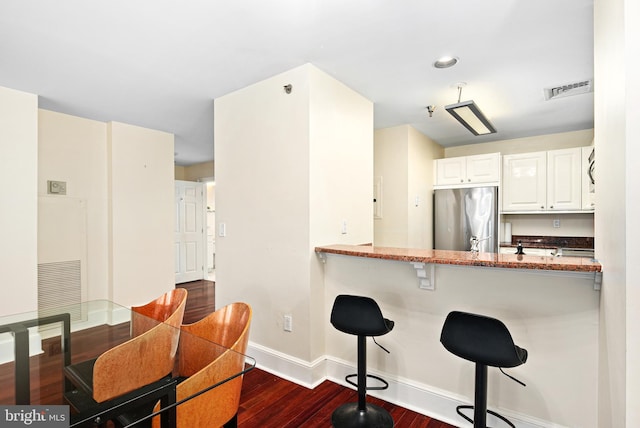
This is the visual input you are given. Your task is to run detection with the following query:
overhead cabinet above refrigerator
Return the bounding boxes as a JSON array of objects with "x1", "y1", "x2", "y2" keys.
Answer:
[{"x1": 434, "y1": 153, "x2": 500, "y2": 187}]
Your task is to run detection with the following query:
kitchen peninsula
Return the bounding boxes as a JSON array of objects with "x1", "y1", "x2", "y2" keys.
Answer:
[
  {"x1": 315, "y1": 244, "x2": 601, "y2": 272},
  {"x1": 317, "y1": 243, "x2": 601, "y2": 428}
]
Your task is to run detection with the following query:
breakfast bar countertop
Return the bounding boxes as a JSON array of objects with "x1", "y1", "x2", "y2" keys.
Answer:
[{"x1": 315, "y1": 244, "x2": 602, "y2": 273}]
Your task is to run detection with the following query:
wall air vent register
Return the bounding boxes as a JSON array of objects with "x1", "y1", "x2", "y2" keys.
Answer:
[{"x1": 544, "y1": 79, "x2": 593, "y2": 100}]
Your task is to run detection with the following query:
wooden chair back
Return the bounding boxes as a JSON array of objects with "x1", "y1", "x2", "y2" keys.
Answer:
[
  {"x1": 152, "y1": 302, "x2": 252, "y2": 428},
  {"x1": 91, "y1": 289, "x2": 188, "y2": 402}
]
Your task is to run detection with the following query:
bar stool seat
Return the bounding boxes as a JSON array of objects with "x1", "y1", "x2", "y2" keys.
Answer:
[
  {"x1": 330, "y1": 294, "x2": 395, "y2": 428},
  {"x1": 440, "y1": 311, "x2": 528, "y2": 428}
]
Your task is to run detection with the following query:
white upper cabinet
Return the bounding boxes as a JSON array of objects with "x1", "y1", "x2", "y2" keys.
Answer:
[
  {"x1": 435, "y1": 153, "x2": 500, "y2": 187},
  {"x1": 502, "y1": 151, "x2": 547, "y2": 211},
  {"x1": 467, "y1": 154, "x2": 501, "y2": 183},
  {"x1": 502, "y1": 148, "x2": 583, "y2": 212},
  {"x1": 547, "y1": 148, "x2": 582, "y2": 211},
  {"x1": 435, "y1": 156, "x2": 466, "y2": 186}
]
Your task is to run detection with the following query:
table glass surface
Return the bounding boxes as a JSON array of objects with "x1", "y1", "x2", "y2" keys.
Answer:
[{"x1": 0, "y1": 300, "x2": 255, "y2": 427}]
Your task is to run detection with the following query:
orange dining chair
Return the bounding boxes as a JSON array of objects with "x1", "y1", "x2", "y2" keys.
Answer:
[
  {"x1": 117, "y1": 302, "x2": 252, "y2": 428},
  {"x1": 64, "y1": 288, "x2": 188, "y2": 404}
]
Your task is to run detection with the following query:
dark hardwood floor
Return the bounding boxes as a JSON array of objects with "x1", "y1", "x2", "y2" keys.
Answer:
[
  {"x1": 177, "y1": 280, "x2": 455, "y2": 428},
  {"x1": 0, "y1": 281, "x2": 454, "y2": 427}
]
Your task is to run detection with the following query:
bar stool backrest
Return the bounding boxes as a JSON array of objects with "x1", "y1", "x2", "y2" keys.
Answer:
[
  {"x1": 440, "y1": 311, "x2": 527, "y2": 368},
  {"x1": 330, "y1": 294, "x2": 394, "y2": 337}
]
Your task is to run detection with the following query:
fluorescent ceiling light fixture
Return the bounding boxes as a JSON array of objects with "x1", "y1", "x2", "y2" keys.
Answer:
[{"x1": 444, "y1": 85, "x2": 496, "y2": 135}]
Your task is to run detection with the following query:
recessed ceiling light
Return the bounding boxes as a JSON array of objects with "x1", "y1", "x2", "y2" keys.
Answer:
[{"x1": 434, "y1": 56, "x2": 459, "y2": 69}]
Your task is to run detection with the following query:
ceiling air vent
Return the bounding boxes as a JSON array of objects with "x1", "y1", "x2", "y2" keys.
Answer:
[{"x1": 544, "y1": 79, "x2": 593, "y2": 100}]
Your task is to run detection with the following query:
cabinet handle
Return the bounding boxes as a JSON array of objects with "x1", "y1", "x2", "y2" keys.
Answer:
[
  {"x1": 468, "y1": 178, "x2": 471, "y2": 182},
  {"x1": 541, "y1": 206, "x2": 544, "y2": 209},
  {"x1": 550, "y1": 205, "x2": 554, "y2": 209},
  {"x1": 460, "y1": 179, "x2": 464, "y2": 183}
]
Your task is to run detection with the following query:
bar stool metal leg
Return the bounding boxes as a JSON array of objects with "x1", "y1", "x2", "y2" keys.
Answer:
[
  {"x1": 330, "y1": 295, "x2": 395, "y2": 428},
  {"x1": 331, "y1": 336, "x2": 394, "y2": 428},
  {"x1": 474, "y1": 364, "x2": 487, "y2": 428},
  {"x1": 441, "y1": 311, "x2": 526, "y2": 428}
]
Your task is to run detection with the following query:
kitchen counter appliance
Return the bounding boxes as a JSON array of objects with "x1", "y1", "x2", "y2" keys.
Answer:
[{"x1": 434, "y1": 186, "x2": 498, "y2": 253}]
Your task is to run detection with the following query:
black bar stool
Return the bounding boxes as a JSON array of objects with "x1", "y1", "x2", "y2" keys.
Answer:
[
  {"x1": 440, "y1": 311, "x2": 528, "y2": 428},
  {"x1": 330, "y1": 294, "x2": 395, "y2": 428}
]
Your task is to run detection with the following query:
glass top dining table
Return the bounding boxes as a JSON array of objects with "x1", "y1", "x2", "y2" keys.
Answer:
[{"x1": 0, "y1": 300, "x2": 255, "y2": 428}]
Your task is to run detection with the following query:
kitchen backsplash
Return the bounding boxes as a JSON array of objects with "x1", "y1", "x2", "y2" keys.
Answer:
[
  {"x1": 501, "y1": 213, "x2": 594, "y2": 242},
  {"x1": 504, "y1": 235, "x2": 594, "y2": 249}
]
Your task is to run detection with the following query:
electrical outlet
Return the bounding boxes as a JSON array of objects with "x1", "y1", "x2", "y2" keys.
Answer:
[
  {"x1": 553, "y1": 219, "x2": 561, "y2": 228},
  {"x1": 283, "y1": 314, "x2": 293, "y2": 332}
]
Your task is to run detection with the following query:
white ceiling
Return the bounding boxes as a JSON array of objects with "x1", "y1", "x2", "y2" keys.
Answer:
[{"x1": 0, "y1": 1, "x2": 594, "y2": 166}]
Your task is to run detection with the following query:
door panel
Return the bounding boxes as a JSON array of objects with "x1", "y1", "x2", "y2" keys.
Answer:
[{"x1": 175, "y1": 181, "x2": 205, "y2": 283}]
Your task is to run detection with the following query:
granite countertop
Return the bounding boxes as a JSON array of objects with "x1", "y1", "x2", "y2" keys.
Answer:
[{"x1": 315, "y1": 244, "x2": 601, "y2": 273}]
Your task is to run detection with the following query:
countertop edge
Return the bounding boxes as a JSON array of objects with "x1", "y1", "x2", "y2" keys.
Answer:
[{"x1": 315, "y1": 245, "x2": 602, "y2": 273}]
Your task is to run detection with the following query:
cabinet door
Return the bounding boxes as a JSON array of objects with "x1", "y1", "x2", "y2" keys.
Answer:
[
  {"x1": 547, "y1": 148, "x2": 581, "y2": 211},
  {"x1": 582, "y1": 146, "x2": 595, "y2": 210},
  {"x1": 466, "y1": 153, "x2": 500, "y2": 183},
  {"x1": 502, "y1": 152, "x2": 547, "y2": 211},
  {"x1": 436, "y1": 157, "x2": 467, "y2": 185}
]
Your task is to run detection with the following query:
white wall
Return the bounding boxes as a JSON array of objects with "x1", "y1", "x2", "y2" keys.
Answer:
[
  {"x1": 214, "y1": 64, "x2": 373, "y2": 365},
  {"x1": 107, "y1": 122, "x2": 175, "y2": 306},
  {"x1": 0, "y1": 86, "x2": 38, "y2": 315},
  {"x1": 594, "y1": 0, "x2": 639, "y2": 425},
  {"x1": 1, "y1": 89, "x2": 176, "y2": 315},
  {"x1": 625, "y1": 0, "x2": 640, "y2": 423},
  {"x1": 37, "y1": 111, "x2": 175, "y2": 306},
  {"x1": 323, "y1": 255, "x2": 599, "y2": 428},
  {"x1": 373, "y1": 125, "x2": 443, "y2": 248},
  {"x1": 374, "y1": 126, "x2": 410, "y2": 246},
  {"x1": 308, "y1": 65, "x2": 374, "y2": 359},
  {"x1": 504, "y1": 213, "x2": 594, "y2": 238},
  {"x1": 38, "y1": 110, "x2": 109, "y2": 300},
  {"x1": 444, "y1": 129, "x2": 593, "y2": 158},
  {"x1": 407, "y1": 126, "x2": 442, "y2": 249}
]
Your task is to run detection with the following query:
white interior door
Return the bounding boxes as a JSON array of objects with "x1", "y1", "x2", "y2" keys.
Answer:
[{"x1": 175, "y1": 181, "x2": 206, "y2": 284}]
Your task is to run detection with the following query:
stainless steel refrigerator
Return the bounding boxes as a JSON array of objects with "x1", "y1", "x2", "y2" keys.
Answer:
[{"x1": 434, "y1": 186, "x2": 498, "y2": 253}]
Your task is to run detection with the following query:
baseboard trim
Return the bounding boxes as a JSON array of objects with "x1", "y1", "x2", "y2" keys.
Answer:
[
  {"x1": 0, "y1": 331, "x2": 43, "y2": 364},
  {"x1": 246, "y1": 342, "x2": 327, "y2": 389},
  {"x1": 246, "y1": 341, "x2": 566, "y2": 428}
]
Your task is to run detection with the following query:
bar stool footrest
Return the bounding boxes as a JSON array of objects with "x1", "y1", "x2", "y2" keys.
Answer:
[
  {"x1": 345, "y1": 373, "x2": 389, "y2": 391},
  {"x1": 456, "y1": 405, "x2": 516, "y2": 428}
]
